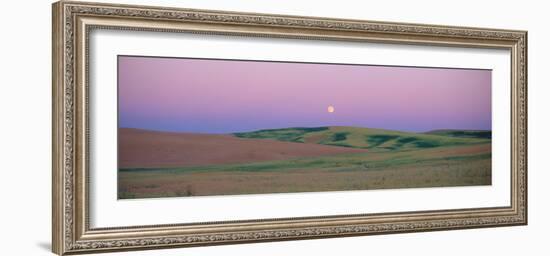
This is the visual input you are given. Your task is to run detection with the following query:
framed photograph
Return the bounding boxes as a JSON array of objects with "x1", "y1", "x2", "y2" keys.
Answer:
[{"x1": 52, "y1": 1, "x2": 527, "y2": 255}]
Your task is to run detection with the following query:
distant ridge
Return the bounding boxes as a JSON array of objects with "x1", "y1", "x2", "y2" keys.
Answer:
[
  {"x1": 235, "y1": 126, "x2": 491, "y2": 152},
  {"x1": 424, "y1": 129, "x2": 492, "y2": 139}
]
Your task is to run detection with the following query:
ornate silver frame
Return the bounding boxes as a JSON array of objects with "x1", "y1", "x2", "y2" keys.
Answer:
[{"x1": 52, "y1": 1, "x2": 527, "y2": 255}]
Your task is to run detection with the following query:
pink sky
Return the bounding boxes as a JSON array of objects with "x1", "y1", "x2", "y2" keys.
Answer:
[{"x1": 118, "y1": 56, "x2": 491, "y2": 133}]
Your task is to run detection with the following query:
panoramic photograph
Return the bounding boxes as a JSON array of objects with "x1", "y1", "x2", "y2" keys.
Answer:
[{"x1": 117, "y1": 55, "x2": 492, "y2": 199}]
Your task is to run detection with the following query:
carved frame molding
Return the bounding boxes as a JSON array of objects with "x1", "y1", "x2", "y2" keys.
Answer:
[{"x1": 52, "y1": 1, "x2": 527, "y2": 255}]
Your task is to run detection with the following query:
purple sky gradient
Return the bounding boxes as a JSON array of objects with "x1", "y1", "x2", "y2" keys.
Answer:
[{"x1": 118, "y1": 56, "x2": 491, "y2": 133}]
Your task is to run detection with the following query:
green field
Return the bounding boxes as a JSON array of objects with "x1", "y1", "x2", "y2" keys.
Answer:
[
  {"x1": 119, "y1": 126, "x2": 491, "y2": 199},
  {"x1": 235, "y1": 126, "x2": 489, "y2": 151}
]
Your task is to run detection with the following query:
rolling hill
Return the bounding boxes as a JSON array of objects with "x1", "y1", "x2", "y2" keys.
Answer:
[
  {"x1": 234, "y1": 126, "x2": 490, "y2": 152},
  {"x1": 119, "y1": 128, "x2": 367, "y2": 168},
  {"x1": 120, "y1": 126, "x2": 492, "y2": 198},
  {"x1": 424, "y1": 129, "x2": 492, "y2": 139}
]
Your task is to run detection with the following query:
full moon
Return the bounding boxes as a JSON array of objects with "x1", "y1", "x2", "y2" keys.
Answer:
[{"x1": 327, "y1": 105, "x2": 335, "y2": 113}]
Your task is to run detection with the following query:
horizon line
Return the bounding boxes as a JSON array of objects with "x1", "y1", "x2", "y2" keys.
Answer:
[{"x1": 118, "y1": 126, "x2": 492, "y2": 135}]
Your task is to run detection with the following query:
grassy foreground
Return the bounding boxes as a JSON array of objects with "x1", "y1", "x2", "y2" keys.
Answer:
[{"x1": 119, "y1": 127, "x2": 491, "y2": 199}]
